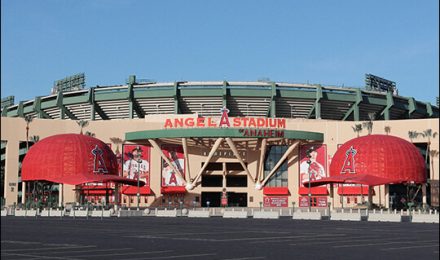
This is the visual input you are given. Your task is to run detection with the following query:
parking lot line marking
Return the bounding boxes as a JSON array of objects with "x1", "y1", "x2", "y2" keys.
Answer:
[
  {"x1": 123, "y1": 253, "x2": 217, "y2": 260},
  {"x1": 67, "y1": 250, "x2": 173, "y2": 258},
  {"x1": 333, "y1": 240, "x2": 439, "y2": 248},
  {"x1": 248, "y1": 233, "x2": 347, "y2": 244},
  {"x1": 216, "y1": 234, "x2": 335, "y2": 242},
  {"x1": 381, "y1": 244, "x2": 439, "y2": 251},
  {"x1": 289, "y1": 236, "x2": 389, "y2": 246},
  {"x1": 0, "y1": 252, "x2": 81, "y2": 260},
  {"x1": 43, "y1": 247, "x2": 133, "y2": 255},
  {"x1": 220, "y1": 257, "x2": 265, "y2": 260},
  {"x1": 1, "y1": 245, "x2": 96, "y2": 252},
  {"x1": 1, "y1": 240, "x2": 42, "y2": 245}
]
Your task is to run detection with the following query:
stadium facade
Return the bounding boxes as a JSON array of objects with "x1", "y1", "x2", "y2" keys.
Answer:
[{"x1": 1, "y1": 77, "x2": 439, "y2": 210}]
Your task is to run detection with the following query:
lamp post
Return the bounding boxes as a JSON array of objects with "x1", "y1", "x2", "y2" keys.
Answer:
[
  {"x1": 306, "y1": 149, "x2": 312, "y2": 212},
  {"x1": 137, "y1": 159, "x2": 142, "y2": 211}
]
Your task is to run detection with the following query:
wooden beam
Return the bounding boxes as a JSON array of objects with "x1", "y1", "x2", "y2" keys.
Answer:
[
  {"x1": 148, "y1": 139, "x2": 186, "y2": 186},
  {"x1": 261, "y1": 141, "x2": 299, "y2": 187},
  {"x1": 187, "y1": 138, "x2": 223, "y2": 190},
  {"x1": 182, "y1": 138, "x2": 191, "y2": 181},
  {"x1": 255, "y1": 138, "x2": 268, "y2": 188},
  {"x1": 225, "y1": 138, "x2": 256, "y2": 184}
]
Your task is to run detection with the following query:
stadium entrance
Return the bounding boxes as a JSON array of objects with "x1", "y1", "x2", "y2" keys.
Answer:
[{"x1": 201, "y1": 192, "x2": 247, "y2": 207}]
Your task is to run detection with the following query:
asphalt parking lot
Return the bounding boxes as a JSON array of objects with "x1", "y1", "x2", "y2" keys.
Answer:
[{"x1": 1, "y1": 216, "x2": 439, "y2": 260}]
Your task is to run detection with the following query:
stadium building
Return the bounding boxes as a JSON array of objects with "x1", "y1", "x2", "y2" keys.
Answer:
[{"x1": 1, "y1": 75, "x2": 439, "y2": 210}]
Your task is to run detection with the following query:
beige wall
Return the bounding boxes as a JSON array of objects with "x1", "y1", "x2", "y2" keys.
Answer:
[{"x1": 1, "y1": 116, "x2": 439, "y2": 208}]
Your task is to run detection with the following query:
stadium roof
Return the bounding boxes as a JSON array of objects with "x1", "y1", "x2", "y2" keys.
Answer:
[{"x1": 1, "y1": 79, "x2": 438, "y2": 121}]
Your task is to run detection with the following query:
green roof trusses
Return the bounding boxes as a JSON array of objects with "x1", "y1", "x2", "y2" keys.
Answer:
[{"x1": 2, "y1": 80, "x2": 438, "y2": 121}]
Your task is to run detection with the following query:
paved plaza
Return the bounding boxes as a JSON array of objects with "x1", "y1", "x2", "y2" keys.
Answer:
[{"x1": 1, "y1": 217, "x2": 439, "y2": 260}]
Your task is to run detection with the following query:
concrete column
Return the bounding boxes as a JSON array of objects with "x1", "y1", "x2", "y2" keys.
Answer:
[
  {"x1": 422, "y1": 184, "x2": 427, "y2": 207},
  {"x1": 59, "y1": 184, "x2": 63, "y2": 208},
  {"x1": 385, "y1": 184, "x2": 390, "y2": 209},
  {"x1": 21, "y1": 182, "x2": 26, "y2": 205},
  {"x1": 222, "y1": 162, "x2": 227, "y2": 189}
]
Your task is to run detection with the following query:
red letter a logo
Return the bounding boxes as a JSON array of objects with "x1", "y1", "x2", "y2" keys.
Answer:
[
  {"x1": 92, "y1": 145, "x2": 108, "y2": 174},
  {"x1": 340, "y1": 146, "x2": 357, "y2": 174},
  {"x1": 219, "y1": 106, "x2": 230, "y2": 127}
]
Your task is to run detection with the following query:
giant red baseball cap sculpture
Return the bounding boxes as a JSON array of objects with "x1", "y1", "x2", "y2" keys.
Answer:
[
  {"x1": 305, "y1": 134, "x2": 426, "y2": 187},
  {"x1": 22, "y1": 134, "x2": 144, "y2": 186}
]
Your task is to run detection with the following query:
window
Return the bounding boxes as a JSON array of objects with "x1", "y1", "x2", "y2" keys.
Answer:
[
  {"x1": 264, "y1": 146, "x2": 288, "y2": 187},
  {"x1": 201, "y1": 175, "x2": 223, "y2": 187},
  {"x1": 202, "y1": 162, "x2": 223, "y2": 171},
  {"x1": 226, "y1": 175, "x2": 247, "y2": 187}
]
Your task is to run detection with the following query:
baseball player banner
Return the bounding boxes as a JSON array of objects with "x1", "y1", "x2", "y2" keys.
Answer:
[
  {"x1": 161, "y1": 145, "x2": 185, "y2": 187},
  {"x1": 122, "y1": 144, "x2": 150, "y2": 187},
  {"x1": 299, "y1": 144, "x2": 327, "y2": 185}
]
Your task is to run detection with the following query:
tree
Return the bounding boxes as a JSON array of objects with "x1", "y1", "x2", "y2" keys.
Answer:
[
  {"x1": 24, "y1": 115, "x2": 33, "y2": 151},
  {"x1": 384, "y1": 126, "x2": 391, "y2": 135},
  {"x1": 408, "y1": 131, "x2": 419, "y2": 143},
  {"x1": 84, "y1": 131, "x2": 95, "y2": 137},
  {"x1": 429, "y1": 150, "x2": 439, "y2": 181},
  {"x1": 29, "y1": 135, "x2": 40, "y2": 143},
  {"x1": 76, "y1": 120, "x2": 89, "y2": 135},
  {"x1": 110, "y1": 137, "x2": 124, "y2": 155},
  {"x1": 420, "y1": 129, "x2": 438, "y2": 164},
  {"x1": 352, "y1": 124, "x2": 363, "y2": 137},
  {"x1": 362, "y1": 112, "x2": 375, "y2": 135}
]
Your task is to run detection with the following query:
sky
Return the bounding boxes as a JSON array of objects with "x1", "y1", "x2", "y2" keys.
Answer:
[{"x1": 1, "y1": 0, "x2": 439, "y2": 105}]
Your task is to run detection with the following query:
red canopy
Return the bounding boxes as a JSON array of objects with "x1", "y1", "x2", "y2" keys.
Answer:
[
  {"x1": 122, "y1": 186, "x2": 152, "y2": 195},
  {"x1": 305, "y1": 135, "x2": 426, "y2": 187},
  {"x1": 161, "y1": 186, "x2": 186, "y2": 194},
  {"x1": 298, "y1": 186, "x2": 328, "y2": 195},
  {"x1": 22, "y1": 134, "x2": 144, "y2": 186},
  {"x1": 263, "y1": 187, "x2": 290, "y2": 195}
]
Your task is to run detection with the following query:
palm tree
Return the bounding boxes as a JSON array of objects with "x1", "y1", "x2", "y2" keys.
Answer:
[
  {"x1": 384, "y1": 126, "x2": 391, "y2": 135},
  {"x1": 362, "y1": 112, "x2": 375, "y2": 135},
  {"x1": 429, "y1": 150, "x2": 439, "y2": 181},
  {"x1": 352, "y1": 124, "x2": 363, "y2": 137},
  {"x1": 29, "y1": 135, "x2": 40, "y2": 143},
  {"x1": 408, "y1": 131, "x2": 419, "y2": 143},
  {"x1": 110, "y1": 137, "x2": 124, "y2": 155},
  {"x1": 416, "y1": 129, "x2": 437, "y2": 209},
  {"x1": 84, "y1": 131, "x2": 95, "y2": 137},
  {"x1": 23, "y1": 115, "x2": 33, "y2": 207},
  {"x1": 24, "y1": 115, "x2": 33, "y2": 151},
  {"x1": 76, "y1": 120, "x2": 89, "y2": 135},
  {"x1": 420, "y1": 129, "x2": 438, "y2": 164}
]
